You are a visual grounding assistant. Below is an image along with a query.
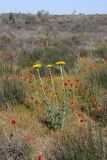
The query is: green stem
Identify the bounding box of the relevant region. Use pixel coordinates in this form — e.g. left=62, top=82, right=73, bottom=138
left=49, top=68, right=59, bottom=109
left=37, top=69, right=50, bottom=110
left=60, top=65, right=67, bottom=108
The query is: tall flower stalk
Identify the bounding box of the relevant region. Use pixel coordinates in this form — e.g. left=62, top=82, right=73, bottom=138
left=33, top=64, right=51, bottom=113
left=46, top=64, right=59, bottom=109
left=55, top=61, right=68, bottom=121
left=56, top=61, right=67, bottom=104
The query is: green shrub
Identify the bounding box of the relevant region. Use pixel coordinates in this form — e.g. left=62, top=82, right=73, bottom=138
left=0, top=130, right=34, bottom=160
left=18, top=47, right=76, bottom=74
left=43, top=103, right=67, bottom=130
left=88, top=64, right=107, bottom=89
left=41, top=47, right=76, bottom=74
left=0, top=77, right=27, bottom=110
left=80, top=49, right=90, bottom=57
left=18, top=48, right=48, bottom=68
left=93, top=48, right=107, bottom=58
left=0, top=58, right=17, bottom=75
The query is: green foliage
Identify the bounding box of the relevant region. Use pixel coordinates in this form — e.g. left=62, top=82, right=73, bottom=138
left=18, top=47, right=76, bottom=74
left=88, top=64, right=107, bottom=89
left=0, top=77, right=27, bottom=110
left=44, top=101, right=67, bottom=130
left=33, top=65, right=68, bottom=130
left=42, top=47, right=76, bottom=74
left=0, top=58, right=17, bottom=75
left=18, top=48, right=46, bottom=68
left=80, top=49, right=90, bottom=57
left=78, top=80, right=104, bottom=120
left=93, top=48, right=107, bottom=58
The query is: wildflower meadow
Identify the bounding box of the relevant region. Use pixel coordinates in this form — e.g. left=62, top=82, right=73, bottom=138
left=0, top=12, right=107, bottom=160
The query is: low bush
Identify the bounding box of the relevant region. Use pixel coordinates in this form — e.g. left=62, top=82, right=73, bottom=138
left=0, top=77, right=27, bottom=110
left=0, top=58, right=17, bottom=75
left=87, top=64, right=107, bottom=89
left=44, top=125, right=107, bottom=160
left=93, top=48, right=107, bottom=58
left=0, top=130, right=33, bottom=160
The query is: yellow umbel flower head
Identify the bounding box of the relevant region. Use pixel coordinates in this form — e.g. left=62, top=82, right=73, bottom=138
left=32, top=64, right=42, bottom=69
left=55, top=61, right=65, bottom=65
left=46, top=64, right=53, bottom=68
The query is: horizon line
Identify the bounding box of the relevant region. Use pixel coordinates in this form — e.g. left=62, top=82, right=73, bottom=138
left=0, top=11, right=107, bottom=16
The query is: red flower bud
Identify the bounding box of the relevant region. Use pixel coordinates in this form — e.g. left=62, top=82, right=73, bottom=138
left=64, top=82, right=67, bottom=86
left=11, top=119, right=16, bottom=125
left=37, top=155, right=43, bottom=160
left=80, top=120, right=84, bottom=122
left=25, top=135, right=30, bottom=143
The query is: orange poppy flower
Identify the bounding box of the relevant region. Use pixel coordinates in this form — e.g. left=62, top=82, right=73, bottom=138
left=25, top=135, right=30, bottom=143
left=11, top=119, right=16, bottom=125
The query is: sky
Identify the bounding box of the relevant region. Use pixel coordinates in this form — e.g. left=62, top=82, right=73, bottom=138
left=0, top=0, right=107, bottom=15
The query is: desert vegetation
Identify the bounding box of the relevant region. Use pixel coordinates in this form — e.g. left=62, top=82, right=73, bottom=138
left=0, top=13, right=107, bottom=160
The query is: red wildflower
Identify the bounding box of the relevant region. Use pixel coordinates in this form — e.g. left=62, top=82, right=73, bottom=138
left=75, top=85, right=79, bottom=89
left=25, top=135, right=30, bottom=143
left=37, top=155, right=43, bottom=160
left=75, top=79, right=79, bottom=82
left=30, top=70, right=32, bottom=74
left=64, top=82, right=67, bottom=86
left=30, top=96, right=35, bottom=101
left=88, top=98, right=92, bottom=102
left=88, top=97, right=96, bottom=102
left=93, top=98, right=96, bottom=101
left=44, top=87, right=48, bottom=90
left=11, top=119, right=16, bottom=125
left=80, top=120, right=84, bottom=123
left=30, top=69, right=35, bottom=74
left=77, top=113, right=84, bottom=117
left=104, top=58, right=107, bottom=60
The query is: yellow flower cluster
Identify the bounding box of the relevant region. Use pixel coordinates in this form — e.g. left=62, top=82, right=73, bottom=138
left=32, top=64, right=42, bottom=69
left=46, top=64, right=53, bottom=68
left=55, top=61, right=65, bottom=65
left=32, top=61, right=65, bottom=69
